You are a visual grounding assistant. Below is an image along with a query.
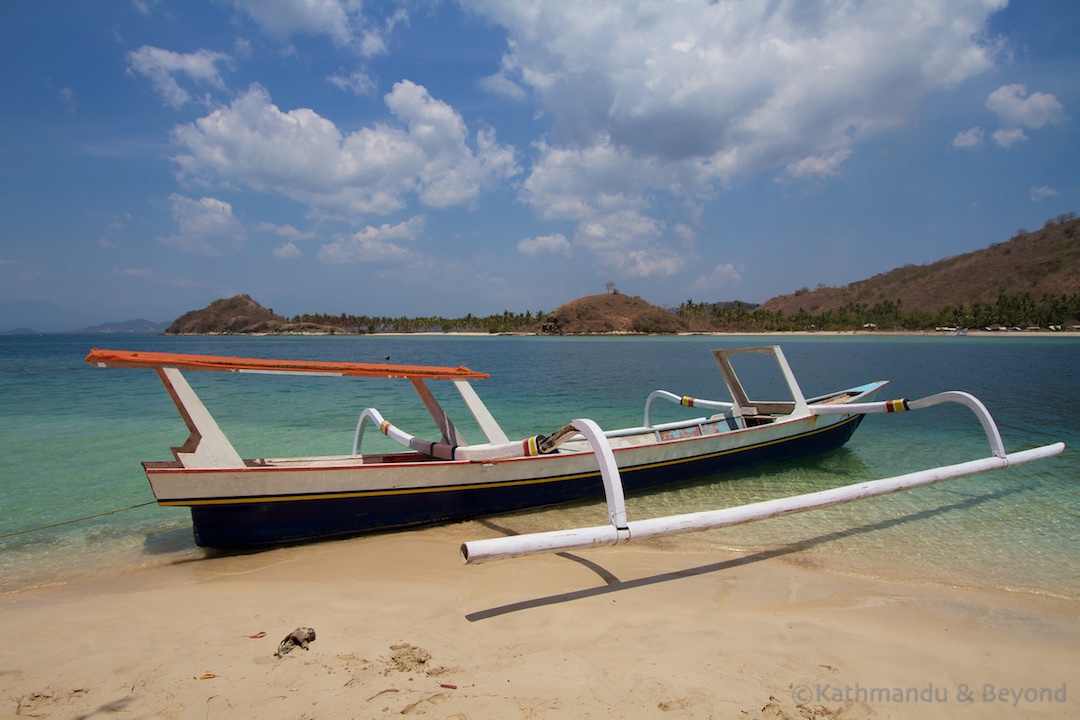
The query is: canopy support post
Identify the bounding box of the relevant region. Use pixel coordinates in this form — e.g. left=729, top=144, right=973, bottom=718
left=157, top=367, right=245, bottom=469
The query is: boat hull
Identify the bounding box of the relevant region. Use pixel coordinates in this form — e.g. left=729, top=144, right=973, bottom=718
left=175, top=414, right=865, bottom=548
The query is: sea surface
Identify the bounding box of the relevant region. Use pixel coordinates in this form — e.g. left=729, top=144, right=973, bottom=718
left=1, top=333, right=1077, bottom=598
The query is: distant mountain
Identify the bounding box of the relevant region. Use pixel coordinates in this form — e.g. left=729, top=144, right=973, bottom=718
left=68, top=319, right=172, bottom=334
left=0, top=299, right=99, bottom=333
left=538, top=293, right=688, bottom=334
left=1, top=327, right=43, bottom=335
left=759, top=216, right=1079, bottom=316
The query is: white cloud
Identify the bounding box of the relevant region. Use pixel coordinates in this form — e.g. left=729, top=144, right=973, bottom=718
left=1030, top=185, right=1058, bottom=203
left=952, top=127, right=984, bottom=149
left=172, top=83, right=518, bottom=220
left=360, top=7, right=409, bottom=57
left=472, top=0, right=1003, bottom=172
left=115, top=267, right=154, bottom=279
left=226, top=0, right=355, bottom=46
left=519, top=141, right=706, bottom=277
left=479, top=71, right=526, bottom=100
left=980, top=84, right=1068, bottom=149
left=130, top=0, right=158, bottom=15
left=479, top=54, right=527, bottom=100
left=233, top=38, right=253, bottom=60
left=521, top=139, right=662, bottom=221
left=576, top=209, right=686, bottom=278
left=784, top=149, right=852, bottom=179
left=318, top=216, right=425, bottom=263
left=517, top=233, right=571, bottom=257
left=987, top=84, right=1067, bottom=130
left=259, top=222, right=311, bottom=260
left=273, top=241, right=302, bottom=259
left=992, top=127, right=1027, bottom=149
left=126, top=46, right=232, bottom=109
left=160, top=194, right=245, bottom=255
left=257, top=222, right=315, bottom=242
left=384, top=81, right=519, bottom=208
left=224, top=0, right=407, bottom=54
left=57, top=86, right=76, bottom=113
left=471, top=0, right=1006, bottom=278
left=328, top=69, right=376, bottom=96
left=691, top=263, right=744, bottom=293
left=45, top=78, right=77, bottom=113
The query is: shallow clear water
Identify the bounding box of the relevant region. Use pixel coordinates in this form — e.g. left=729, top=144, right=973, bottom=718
left=1, top=333, right=1076, bottom=597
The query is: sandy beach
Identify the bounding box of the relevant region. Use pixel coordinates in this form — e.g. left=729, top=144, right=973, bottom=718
left=2, top=518, right=1076, bottom=720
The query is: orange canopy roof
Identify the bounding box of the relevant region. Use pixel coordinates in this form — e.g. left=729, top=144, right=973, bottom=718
left=86, top=349, right=489, bottom=380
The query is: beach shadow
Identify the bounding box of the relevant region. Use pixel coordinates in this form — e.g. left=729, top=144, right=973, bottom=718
left=474, top=518, right=624, bottom=586
left=153, top=524, right=416, bottom=568
left=465, top=486, right=1022, bottom=622
left=161, top=544, right=278, bottom=566
left=72, top=695, right=137, bottom=719
left=142, top=526, right=198, bottom=555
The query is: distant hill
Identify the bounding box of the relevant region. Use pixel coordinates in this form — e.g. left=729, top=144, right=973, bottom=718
left=68, top=319, right=172, bottom=334
left=166, top=295, right=289, bottom=334
left=166, top=295, right=337, bottom=334
left=537, top=293, right=688, bottom=334
left=0, top=327, right=43, bottom=335
left=760, top=216, right=1080, bottom=317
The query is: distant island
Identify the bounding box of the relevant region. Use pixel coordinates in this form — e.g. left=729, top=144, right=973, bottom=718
left=1, top=319, right=172, bottom=336
left=165, top=215, right=1080, bottom=335
left=6, top=215, right=1078, bottom=335
left=74, top=319, right=173, bottom=334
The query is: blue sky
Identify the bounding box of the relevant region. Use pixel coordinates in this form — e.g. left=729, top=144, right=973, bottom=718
left=1, top=1, right=1077, bottom=331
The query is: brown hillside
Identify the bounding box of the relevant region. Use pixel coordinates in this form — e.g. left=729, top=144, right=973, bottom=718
left=538, top=293, right=688, bottom=334
left=759, top=218, right=1080, bottom=316
left=166, top=295, right=289, bottom=334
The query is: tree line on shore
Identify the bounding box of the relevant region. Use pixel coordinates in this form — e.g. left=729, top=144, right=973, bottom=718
left=289, top=309, right=549, bottom=334
left=288, top=291, right=1080, bottom=334
left=675, top=293, right=1080, bottom=332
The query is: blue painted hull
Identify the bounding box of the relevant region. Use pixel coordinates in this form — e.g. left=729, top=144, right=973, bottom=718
left=188, top=414, right=865, bottom=548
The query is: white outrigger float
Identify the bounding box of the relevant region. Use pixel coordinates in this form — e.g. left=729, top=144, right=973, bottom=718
left=86, top=346, right=1063, bottom=553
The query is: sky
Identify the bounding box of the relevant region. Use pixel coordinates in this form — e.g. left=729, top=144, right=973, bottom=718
left=1, top=0, right=1078, bottom=331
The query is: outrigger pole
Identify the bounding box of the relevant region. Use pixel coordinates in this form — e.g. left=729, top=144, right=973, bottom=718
left=460, top=393, right=1065, bottom=565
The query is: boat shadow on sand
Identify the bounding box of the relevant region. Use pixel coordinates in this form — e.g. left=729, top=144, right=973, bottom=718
left=464, top=484, right=1024, bottom=622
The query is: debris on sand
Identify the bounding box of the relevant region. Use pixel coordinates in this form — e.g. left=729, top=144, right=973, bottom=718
left=275, top=627, right=316, bottom=657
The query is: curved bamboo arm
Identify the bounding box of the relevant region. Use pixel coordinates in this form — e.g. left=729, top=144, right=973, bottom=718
left=353, top=407, right=547, bottom=461
left=809, top=391, right=1006, bottom=458
left=643, top=390, right=735, bottom=427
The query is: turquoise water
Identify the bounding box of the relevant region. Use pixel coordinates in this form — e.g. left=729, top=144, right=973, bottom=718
left=1, top=334, right=1077, bottom=597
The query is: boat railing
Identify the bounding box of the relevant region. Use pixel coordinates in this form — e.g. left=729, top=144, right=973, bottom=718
left=353, top=403, right=754, bottom=460
left=356, top=388, right=1012, bottom=470
left=619, top=414, right=747, bottom=439
left=460, top=389, right=1064, bottom=565
left=643, top=390, right=736, bottom=428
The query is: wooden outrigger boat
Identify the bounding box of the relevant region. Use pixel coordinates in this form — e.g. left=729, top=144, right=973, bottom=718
left=86, top=346, right=1063, bottom=553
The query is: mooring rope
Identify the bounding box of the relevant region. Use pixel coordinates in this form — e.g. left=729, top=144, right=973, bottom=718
left=0, top=501, right=158, bottom=541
